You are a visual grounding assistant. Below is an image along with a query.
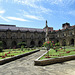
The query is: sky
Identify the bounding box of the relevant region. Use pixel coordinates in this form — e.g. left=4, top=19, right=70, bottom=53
left=0, top=0, right=75, bottom=30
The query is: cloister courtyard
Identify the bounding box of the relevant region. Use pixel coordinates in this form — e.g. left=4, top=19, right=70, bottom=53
left=0, top=0, right=75, bottom=74
left=0, top=22, right=75, bottom=74
left=0, top=50, right=75, bottom=75
left=0, top=22, right=75, bottom=75
left=0, top=0, right=75, bottom=75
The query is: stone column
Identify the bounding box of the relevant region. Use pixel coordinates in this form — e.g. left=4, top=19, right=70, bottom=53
left=59, top=39, right=62, bottom=46
left=45, top=20, right=49, bottom=42
left=27, top=39, right=31, bottom=47
left=66, top=38, right=70, bottom=46
left=7, top=39, right=12, bottom=48
left=35, top=39, right=38, bottom=47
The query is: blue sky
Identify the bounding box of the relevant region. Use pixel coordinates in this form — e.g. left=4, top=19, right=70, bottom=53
left=0, top=0, right=75, bottom=30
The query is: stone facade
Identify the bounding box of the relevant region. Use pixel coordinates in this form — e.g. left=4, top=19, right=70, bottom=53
left=54, top=23, right=75, bottom=46
left=0, top=22, right=75, bottom=48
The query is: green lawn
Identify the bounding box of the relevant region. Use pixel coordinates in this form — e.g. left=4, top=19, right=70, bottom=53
left=0, top=48, right=35, bottom=59
left=39, top=46, right=75, bottom=60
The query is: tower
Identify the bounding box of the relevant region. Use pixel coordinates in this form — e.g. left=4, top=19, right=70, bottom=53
left=45, top=20, right=49, bottom=42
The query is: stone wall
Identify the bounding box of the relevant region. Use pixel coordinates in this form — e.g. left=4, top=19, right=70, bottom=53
left=0, top=30, right=45, bottom=48
left=0, top=24, right=75, bottom=48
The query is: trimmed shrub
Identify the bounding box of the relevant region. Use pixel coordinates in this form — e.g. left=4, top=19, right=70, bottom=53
left=17, top=42, right=26, bottom=48
left=21, top=45, right=24, bottom=51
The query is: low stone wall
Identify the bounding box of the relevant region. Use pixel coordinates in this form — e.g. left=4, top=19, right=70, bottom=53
left=0, top=50, right=40, bottom=65
left=34, top=51, right=75, bottom=66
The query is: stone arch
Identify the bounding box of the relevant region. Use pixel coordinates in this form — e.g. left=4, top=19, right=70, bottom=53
left=70, top=39, right=74, bottom=45
left=22, top=40, right=26, bottom=42
left=30, top=34, right=34, bottom=39
left=38, top=35, right=41, bottom=39
left=56, top=40, right=59, bottom=43
left=11, top=41, right=17, bottom=48
left=1, top=33, right=6, bottom=39
left=2, top=41, right=7, bottom=49
left=30, top=41, right=35, bottom=47
left=38, top=41, right=42, bottom=47
left=62, top=39, right=66, bottom=46
left=21, top=34, right=26, bottom=39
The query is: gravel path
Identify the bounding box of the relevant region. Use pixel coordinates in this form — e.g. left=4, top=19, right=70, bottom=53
left=0, top=50, right=75, bottom=75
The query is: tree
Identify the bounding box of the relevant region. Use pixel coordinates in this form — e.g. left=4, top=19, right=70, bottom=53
left=43, top=41, right=55, bottom=57
left=21, top=45, right=24, bottom=51
left=43, top=41, right=60, bottom=57
left=17, top=42, right=26, bottom=48
left=43, top=41, right=55, bottom=50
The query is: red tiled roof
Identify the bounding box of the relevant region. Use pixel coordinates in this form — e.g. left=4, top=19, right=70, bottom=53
left=55, top=30, right=59, bottom=32
left=70, top=25, right=75, bottom=27
left=54, top=25, right=75, bottom=32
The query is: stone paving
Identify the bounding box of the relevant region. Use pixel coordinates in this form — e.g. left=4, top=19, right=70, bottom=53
left=0, top=50, right=75, bottom=75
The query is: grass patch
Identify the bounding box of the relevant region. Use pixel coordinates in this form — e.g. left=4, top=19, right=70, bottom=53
left=0, top=48, right=36, bottom=59
left=39, top=46, right=75, bottom=60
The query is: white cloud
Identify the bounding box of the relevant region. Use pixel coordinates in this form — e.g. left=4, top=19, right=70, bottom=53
left=39, top=6, right=52, bottom=14
left=68, top=10, right=75, bottom=16
left=19, top=10, right=44, bottom=20
left=0, top=16, right=9, bottom=22
left=24, top=14, right=44, bottom=20
left=21, top=0, right=75, bottom=6
left=1, top=0, right=75, bottom=7
left=7, top=17, right=28, bottom=21
left=0, top=10, right=5, bottom=14
left=13, top=0, right=37, bottom=7
left=13, top=0, right=52, bottom=14
left=47, top=0, right=75, bottom=6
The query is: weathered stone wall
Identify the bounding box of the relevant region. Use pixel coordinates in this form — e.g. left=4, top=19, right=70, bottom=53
left=0, top=25, right=75, bottom=48
left=0, top=30, right=45, bottom=48
left=53, top=28, right=75, bottom=46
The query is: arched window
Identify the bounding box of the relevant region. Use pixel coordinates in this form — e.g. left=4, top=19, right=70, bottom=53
left=31, top=35, right=34, bottom=39
left=11, top=41, right=17, bottom=48
left=2, top=41, right=7, bottom=49
left=62, top=39, right=66, bottom=46
left=56, top=40, right=59, bottom=43
left=38, top=41, right=42, bottom=47
left=69, top=31, right=72, bottom=35
left=21, top=34, right=26, bottom=39
left=30, top=41, right=35, bottom=47
left=11, top=33, right=17, bottom=39
left=62, top=33, right=64, bottom=37
left=70, top=39, right=74, bottom=45
left=38, top=35, right=41, bottom=39
left=1, top=33, right=6, bottom=39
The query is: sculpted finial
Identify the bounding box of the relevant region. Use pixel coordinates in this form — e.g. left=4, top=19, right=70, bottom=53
left=46, top=20, right=48, bottom=27
left=46, top=20, right=47, bottom=25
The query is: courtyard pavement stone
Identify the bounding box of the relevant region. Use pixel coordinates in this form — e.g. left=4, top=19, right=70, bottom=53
left=0, top=50, right=75, bottom=75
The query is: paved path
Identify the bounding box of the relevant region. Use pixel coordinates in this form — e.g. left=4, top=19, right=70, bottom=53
left=0, top=50, right=75, bottom=75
